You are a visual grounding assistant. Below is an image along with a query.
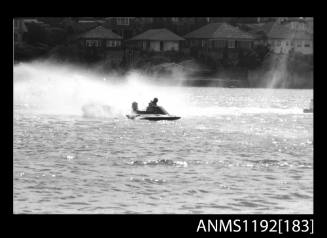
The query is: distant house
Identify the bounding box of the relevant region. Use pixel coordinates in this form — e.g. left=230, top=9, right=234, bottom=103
left=245, top=21, right=313, bottom=54
left=184, top=23, right=255, bottom=53
left=282, top=19, right=313, bottom=34
left=262, top=17, right=313, bottom=34
left=265, top=24, right=295, bottom=54
left=253, top=22, right=313, bottom=55
left=183, top=22, right=258, bottom=65
left=65, top=25, right=125, bottom=62
left=128, top=28, right=185, bottom=52
left=77, top=26, right=122, bottom=49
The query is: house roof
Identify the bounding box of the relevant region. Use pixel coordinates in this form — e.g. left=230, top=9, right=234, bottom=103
left=129, top=28, right=184, bottom=41
left=184, top=23, right=255, bottom=40
left=78, top=26, right=122, bottom=39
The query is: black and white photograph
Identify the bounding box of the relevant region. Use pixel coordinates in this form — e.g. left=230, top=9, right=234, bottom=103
left=13, top=17, right=313, bottom=215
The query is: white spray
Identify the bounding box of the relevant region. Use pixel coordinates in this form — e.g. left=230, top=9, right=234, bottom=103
left=13, top=60, right=190, bottom=118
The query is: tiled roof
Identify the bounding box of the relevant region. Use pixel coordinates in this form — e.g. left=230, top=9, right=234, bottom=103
left=79, top=26, right=122, bottom=39
left=184, top=23, right=255, bottom=40
left=129, top=28, right=184, bottom=41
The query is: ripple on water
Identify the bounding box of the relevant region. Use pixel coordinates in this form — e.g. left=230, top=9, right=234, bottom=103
left=129, top=177, right=166, bottom=184
left=269, top=194, right=292, bottom=200
left=291, top=192, right=312, bottom=199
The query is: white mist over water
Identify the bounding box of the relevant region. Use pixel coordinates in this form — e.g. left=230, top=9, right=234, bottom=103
left=14, top=61, right=305, bottom=119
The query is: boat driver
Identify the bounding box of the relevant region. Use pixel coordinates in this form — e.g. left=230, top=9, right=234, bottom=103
left=146, top=98, right=159, bottom=113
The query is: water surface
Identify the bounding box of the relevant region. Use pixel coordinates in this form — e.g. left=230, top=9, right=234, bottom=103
left=14, top=88, right=313, bottom=214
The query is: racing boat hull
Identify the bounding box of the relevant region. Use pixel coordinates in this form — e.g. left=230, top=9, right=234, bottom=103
left=126, top=114, right=181, bottom=121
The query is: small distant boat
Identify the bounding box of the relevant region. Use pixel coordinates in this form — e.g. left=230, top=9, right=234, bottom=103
left=303, top=108, right=313, bottom=113
left=303, top=99, right=313, bottom=113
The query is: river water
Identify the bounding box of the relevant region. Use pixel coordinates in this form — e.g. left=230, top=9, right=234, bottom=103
left=13, top=84, right=313, bottom=214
